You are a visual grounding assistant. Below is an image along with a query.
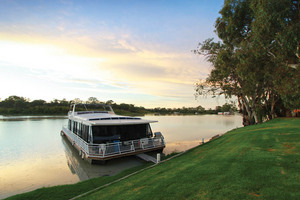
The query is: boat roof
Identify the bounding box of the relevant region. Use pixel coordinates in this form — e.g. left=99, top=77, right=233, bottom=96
left=69, top=111, right=157, bottom=126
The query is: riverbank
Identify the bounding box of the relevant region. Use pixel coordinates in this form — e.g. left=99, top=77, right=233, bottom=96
left=0, top=115, right=67, bottom=121
left=6, top=118, right=300, bottom=200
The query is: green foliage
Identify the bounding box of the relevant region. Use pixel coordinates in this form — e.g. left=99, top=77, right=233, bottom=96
left=0, top=95, right=234, bottom=116
left=274, top=65, right=300, bottom=110
left=195, top=0, right=300, bottom=125
left=149, top=106, right=216, bottom=115
left=0, top=96, right=70, bottom=115
left=220, top=103, right=237, bottom=112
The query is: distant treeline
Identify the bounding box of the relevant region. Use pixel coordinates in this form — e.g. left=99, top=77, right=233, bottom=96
left=0, top=96, right=237, bottom=116
left=149, top=103, right=237, bottom=115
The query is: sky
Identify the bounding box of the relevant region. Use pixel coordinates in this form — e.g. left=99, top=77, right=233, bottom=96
left=0, top=0, right=227, bottom=109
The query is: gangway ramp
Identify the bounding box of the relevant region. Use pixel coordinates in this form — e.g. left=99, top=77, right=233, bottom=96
left=136, top=153, right=157, bottom=163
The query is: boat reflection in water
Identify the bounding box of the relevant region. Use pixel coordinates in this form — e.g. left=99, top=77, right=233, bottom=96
left=61, top=136, right=145, bottom=181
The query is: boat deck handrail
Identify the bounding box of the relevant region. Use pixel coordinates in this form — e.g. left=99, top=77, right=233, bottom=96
left=69, top=104, right=115, bottom=116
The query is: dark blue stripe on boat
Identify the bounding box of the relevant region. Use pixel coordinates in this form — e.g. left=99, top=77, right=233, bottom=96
left=89, top=117, right=141, bottom=121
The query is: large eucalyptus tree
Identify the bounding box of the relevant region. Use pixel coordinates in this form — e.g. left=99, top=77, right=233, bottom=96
left=195, top=0, right=299, bottom=125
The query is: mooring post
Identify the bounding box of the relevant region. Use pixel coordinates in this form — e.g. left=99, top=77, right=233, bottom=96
left=156, top=153, right=161, bottom=163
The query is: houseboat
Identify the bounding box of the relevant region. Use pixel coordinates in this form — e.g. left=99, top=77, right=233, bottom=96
left=61, top=104, right=165, bottom=163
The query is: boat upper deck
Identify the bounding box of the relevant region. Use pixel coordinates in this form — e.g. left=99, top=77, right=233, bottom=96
left=68, top=105, right=157, bottom=126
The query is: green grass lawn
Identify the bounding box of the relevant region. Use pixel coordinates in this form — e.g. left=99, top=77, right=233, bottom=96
left=5, top=164, right=152, bottom=200
left=6, top=118, right=300, bottom=200
left=78, top=118, right=300, bottom=200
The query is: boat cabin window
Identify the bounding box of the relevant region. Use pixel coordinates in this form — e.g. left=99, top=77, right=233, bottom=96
left=69, top=120, right=90, bottom=142
left=92, top=124, right=153, bottom=144
left=68, top=120, right=72, bottom=130
left=81, top=124, right=90, bottom=142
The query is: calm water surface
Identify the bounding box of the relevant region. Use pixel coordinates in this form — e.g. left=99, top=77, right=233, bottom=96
left=0, top=114, right=242, bottom=199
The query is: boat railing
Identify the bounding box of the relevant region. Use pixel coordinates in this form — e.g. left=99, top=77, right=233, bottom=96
left=62, top=126, right=165, bottom=159
left=62, top=126, right=90, bottom=153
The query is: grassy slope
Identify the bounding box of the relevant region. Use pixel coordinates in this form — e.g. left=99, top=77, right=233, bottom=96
left=78, top=118, right=300, bottom=200
left=5, top=164, right=152, bottom=200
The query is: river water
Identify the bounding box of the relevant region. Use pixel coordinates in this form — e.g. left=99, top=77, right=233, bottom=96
left=0, top=114, right=242, bottom=199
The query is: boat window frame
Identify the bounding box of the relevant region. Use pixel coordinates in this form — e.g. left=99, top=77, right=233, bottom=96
left=68, top=119, right=90, bottom=143
left=91, top=123, right=153, bottom=144
left=68, top=119, right=71, bottom=131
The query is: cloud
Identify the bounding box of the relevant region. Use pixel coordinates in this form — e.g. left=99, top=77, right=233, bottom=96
left=116, top=39, right=137, bottom=52
left=0, top=22, right=212, bottom=108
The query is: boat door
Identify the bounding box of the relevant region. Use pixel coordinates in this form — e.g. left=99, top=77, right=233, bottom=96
left=113, top=140, right=120, bottom=152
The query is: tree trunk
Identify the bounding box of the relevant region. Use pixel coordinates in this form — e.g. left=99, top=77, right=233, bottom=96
left=270, top=92, right=276, bottom=119
left=240, top=94, right=256, bottom=126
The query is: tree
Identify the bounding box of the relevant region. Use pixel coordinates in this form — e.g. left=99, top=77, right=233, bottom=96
left=221, top=103, right=236, bottom=112
left=215, top=106, right=222, bottom=113
left=31, top=99, right=46, bottom=106
left=72, top=98, right=83, bottom=104
left=197, top=105, right=205, bottom=113
left=59, top=98, right=70, bottom=106
left=1, top=96, right=29, bottom=108
left=248, top=0, right=300, bottom=115
left=106, top=100, right=114, bottom=105
left=195, top=38, right=262, bottom=125
left=195, top=0, right=299, bottom=125
left=87, top=97, right=100, bottom=104
left=274, top=67, right=300, bottom=110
